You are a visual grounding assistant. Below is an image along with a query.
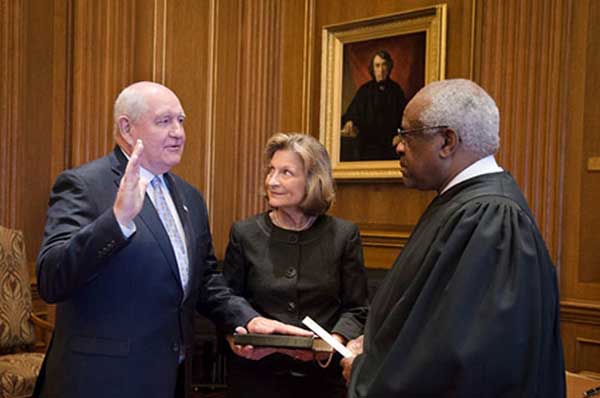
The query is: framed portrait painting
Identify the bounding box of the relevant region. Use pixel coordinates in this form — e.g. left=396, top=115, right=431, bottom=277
left=320, top=5, right=447, bottom=179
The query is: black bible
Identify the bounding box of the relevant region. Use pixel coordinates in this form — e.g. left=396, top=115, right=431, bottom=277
left=232, top=334, right=333, bottom=353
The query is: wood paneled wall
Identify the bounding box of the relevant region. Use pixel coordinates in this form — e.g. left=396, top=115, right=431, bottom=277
left=2, top=0, right=599, bottom=374
left=70, top=1, right=136, bottom=165
left=473, top=0, right=570, bottom=261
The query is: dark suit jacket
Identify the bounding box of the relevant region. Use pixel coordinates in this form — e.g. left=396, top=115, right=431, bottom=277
left=34, top=147, right=258, bottom=398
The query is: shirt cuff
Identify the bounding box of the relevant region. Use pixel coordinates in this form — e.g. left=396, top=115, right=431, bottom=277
left=119, top=221, right=136, bottom=238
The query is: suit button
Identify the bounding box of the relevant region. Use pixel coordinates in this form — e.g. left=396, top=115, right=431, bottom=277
left=285, top=267, right=297, bottom=279
left=171, top=343, right=179, bottom=352
left=287, top=302, right=296, bottom=312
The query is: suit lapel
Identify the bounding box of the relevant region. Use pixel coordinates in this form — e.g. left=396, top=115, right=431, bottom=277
left=110, top=147, right=184, bottom=291
left=138, top=199, right=185, bottom=291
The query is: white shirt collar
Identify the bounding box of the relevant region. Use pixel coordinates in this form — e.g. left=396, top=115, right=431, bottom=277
left=440, top=155, right=503, bottom=194
left=140, top=167, right=159, bottom=186
left=119, top=146, right=161, bottom=185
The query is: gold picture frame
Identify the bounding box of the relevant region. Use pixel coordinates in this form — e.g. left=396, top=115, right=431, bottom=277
left=319, top=5, right=447, bottom=180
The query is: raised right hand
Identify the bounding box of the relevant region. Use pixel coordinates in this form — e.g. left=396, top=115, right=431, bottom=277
left=113, top=140, right=148, bottom=227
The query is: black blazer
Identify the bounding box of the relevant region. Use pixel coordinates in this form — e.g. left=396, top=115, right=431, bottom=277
left=34, top=147, right=258, bottom=398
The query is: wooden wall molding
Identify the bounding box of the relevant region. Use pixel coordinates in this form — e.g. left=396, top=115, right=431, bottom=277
left=203, top=0, right=218, bottom=216
left=360, top=226, right=411, bottom=269
left=49, top=0, right=72, bottom=181
left=0, top=0, right=24, bottom=228
left=151, top=0, right=167, bottom=82
left=300, top=0, right=316, bottom=134
left=562, top=300, right=600, bottom=326
left=575, top=337, right=600, bottom=374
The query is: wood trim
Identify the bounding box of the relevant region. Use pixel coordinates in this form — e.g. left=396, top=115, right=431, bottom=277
left=301, top=0, right=315, bottom=134
left=0, top=0, right=24, bottom=228
left=359, top=225, right=412, bottom=269
left=204, top=0, right=218, bottom=218
left=152, top=0, right=167, bottom=83
left=468, top=0, right=477, bottom=80
left=561, top=300, right=600, bottom=326
left=575, top=337, right=600, bottom=373
left=51, top=0, right=72, bottom=178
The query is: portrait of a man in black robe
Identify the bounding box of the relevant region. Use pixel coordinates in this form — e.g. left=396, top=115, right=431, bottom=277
left=341, top=50, right=407, bottom=161
left=339, top=32, right=426, bottom=163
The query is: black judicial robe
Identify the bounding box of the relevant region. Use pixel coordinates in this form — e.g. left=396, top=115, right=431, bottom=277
left=348, top=172, right=565, bottom=398
left=341, top=79, right=406, bottom=161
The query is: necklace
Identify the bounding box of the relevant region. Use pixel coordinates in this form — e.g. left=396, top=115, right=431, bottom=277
left=271, top=210, right=316, bottom=231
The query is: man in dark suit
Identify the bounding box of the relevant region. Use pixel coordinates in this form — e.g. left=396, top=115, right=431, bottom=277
left=34, top=81, right=309, bottom=398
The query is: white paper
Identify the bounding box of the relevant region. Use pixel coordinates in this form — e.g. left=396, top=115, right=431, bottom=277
left=302, top=316, right=353, bottom=358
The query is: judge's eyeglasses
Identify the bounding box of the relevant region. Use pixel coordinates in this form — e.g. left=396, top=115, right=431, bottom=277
left=392, top=125, right=449, bottom=146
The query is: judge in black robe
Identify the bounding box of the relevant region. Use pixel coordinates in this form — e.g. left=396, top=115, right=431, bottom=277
left=343, top=79, right=565, bottom=398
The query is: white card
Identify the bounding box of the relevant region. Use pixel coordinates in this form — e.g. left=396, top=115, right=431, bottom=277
left=302, top=316, right=353, bottom=358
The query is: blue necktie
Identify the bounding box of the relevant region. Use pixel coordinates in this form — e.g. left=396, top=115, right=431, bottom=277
left=151, top=176, right=189, bottom=292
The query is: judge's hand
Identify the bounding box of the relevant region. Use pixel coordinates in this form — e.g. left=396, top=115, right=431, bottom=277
left=113, top=140, right=148, bottom=227
left=341, top=335, right=364, bottom=384
left=346, top=335, right=363, bottom=355
left=341, top=121, right=358, bottom=138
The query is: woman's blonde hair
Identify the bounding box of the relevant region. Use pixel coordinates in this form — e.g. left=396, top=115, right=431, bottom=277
left=264, top=133, right=335, bottom=216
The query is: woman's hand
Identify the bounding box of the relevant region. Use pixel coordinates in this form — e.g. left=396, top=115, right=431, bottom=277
left=246, top=317, right=313, bottom=336
left=226, top=326, right=278, bottom=361
left=228, top=317, right=314, bottom=361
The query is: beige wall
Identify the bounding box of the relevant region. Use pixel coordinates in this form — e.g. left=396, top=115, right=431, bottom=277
left=1, top=0, right=599, bottom=374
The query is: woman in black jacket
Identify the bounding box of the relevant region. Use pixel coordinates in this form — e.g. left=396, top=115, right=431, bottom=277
left=223, top=133, right=368, bottom=398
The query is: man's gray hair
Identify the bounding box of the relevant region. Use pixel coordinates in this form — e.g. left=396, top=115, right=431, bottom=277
left=113, top=84, right=149, bottom=131
left=418, top=79, right=499, bottom=157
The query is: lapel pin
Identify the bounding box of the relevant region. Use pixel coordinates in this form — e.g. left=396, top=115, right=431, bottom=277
left=183, top=205, right=189, bottom=212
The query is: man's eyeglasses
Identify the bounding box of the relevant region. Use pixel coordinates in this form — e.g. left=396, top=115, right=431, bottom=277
left=392, top=125, right=449, bottom=146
